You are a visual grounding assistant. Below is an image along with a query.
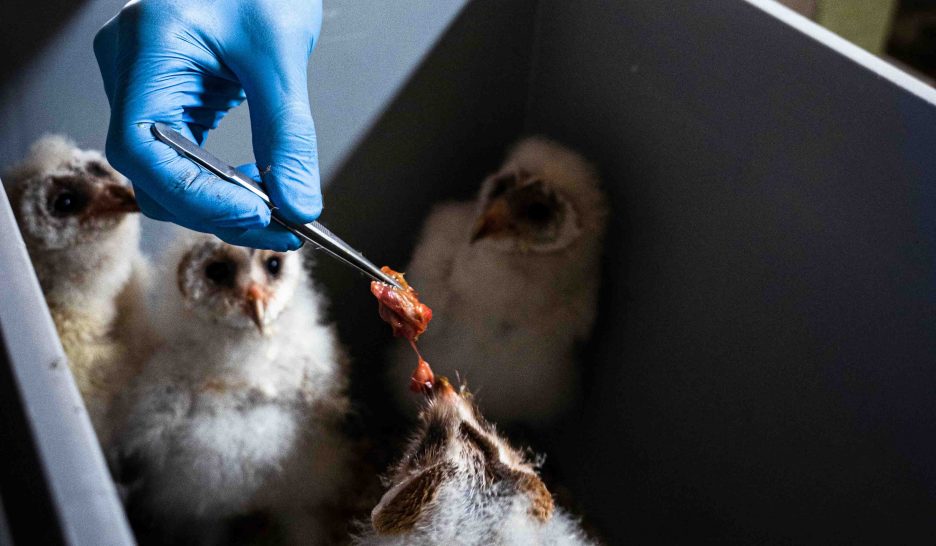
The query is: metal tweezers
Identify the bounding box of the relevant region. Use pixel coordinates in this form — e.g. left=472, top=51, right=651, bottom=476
left=151, top=122, right=402, bottom=289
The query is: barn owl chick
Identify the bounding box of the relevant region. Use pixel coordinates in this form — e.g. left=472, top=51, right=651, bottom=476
left=112, top=233, right=352, bottom=545
left=356, top=378, right=594, bottom=545
left=3, top=135, right=147, bottom=444
left=391, top=137, right=607, bottom=425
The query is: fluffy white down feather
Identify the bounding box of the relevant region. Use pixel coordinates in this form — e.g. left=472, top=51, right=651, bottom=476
left=112, top=232, right=352, bottom=544
left=354, top=379, right=595, bottom=546
left=355, top=478, right=594, bottom=546
left=390, top=137, right=607, bottom=424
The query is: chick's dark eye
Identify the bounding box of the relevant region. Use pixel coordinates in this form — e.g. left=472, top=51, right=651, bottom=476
left=266, top=256, right=282, bottom=276
left=51, top=189, right=89, bottom=216
left=525, top=201, right=552, bottom=223
left=205, top=260, right=236, bottom=287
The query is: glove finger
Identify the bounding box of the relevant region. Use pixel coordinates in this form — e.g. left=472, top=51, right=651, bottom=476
left=132, top=184, right=176, bottom=223
left=136, top=184, right=300, bottom=251
left=186, top=123, right=209, bottom=146
left=133, top=185, right=220, bottom=235
left=214, top=225, right=303, bottom=252
left=180, top=78, right=246, bottom=132
left=133, top=140, right=292, bottom=246
left=234, top=46, right=322, bottom=225
left=183, top=107, right=230, bottom=134
left=195, top=78, right=247, bottom=107
left=236, top=163, right=261, bottom=179
left=226, top=163, right=303, bottom=250
left=104, top=4, right=269, bottom=231
left=108, top=109, right=270, bottom=230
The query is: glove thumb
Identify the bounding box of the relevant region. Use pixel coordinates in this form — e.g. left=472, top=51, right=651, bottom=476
left=239, top=53, right=321, bottom=226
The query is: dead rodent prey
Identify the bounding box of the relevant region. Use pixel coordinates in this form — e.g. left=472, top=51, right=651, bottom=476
left=370, top=266, right=435, bottom=394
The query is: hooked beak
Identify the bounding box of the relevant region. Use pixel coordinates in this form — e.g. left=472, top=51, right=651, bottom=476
left=86, top=184, right=140, bottom=217
left=244, top=283, right=267, bottom=333
left=470, top=196, right=512, bottom=243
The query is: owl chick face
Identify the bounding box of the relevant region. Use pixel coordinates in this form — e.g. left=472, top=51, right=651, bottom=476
left=176, top=239, right=301, bottom=333
left=8, top=137, right=139, bottom=251
left=371, top=377, right=554, bottom=535
left=471, top=168, right=581, bottom=253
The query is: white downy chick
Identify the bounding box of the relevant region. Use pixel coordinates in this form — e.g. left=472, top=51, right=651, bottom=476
left=4, top=135, right=147, bottom=444
left=113, top=233, right=352, bottom=544
left=355, top=378, right=594, bottom=545
left=391, top=137, right=607, bottom=425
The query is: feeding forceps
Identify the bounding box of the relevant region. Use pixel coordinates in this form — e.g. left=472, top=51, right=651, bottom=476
left=151, top=122, right=402, bottom=289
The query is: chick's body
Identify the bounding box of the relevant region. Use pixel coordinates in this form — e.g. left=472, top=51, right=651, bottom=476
left=4, top=135, right=146, bottom=443
left=392, top=138, right=607, bottom=425
left=356, top=379, right=594, bottom=546
left=115, top=234, right=351, bottom=544
left=47, top=247, right=147, bottom=442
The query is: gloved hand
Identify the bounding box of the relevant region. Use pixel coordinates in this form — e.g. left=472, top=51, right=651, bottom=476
left=94, top=0, right=324, bottom=251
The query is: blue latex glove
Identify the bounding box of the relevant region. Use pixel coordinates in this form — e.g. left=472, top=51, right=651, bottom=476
left=94, top=0, right=324, bottom=251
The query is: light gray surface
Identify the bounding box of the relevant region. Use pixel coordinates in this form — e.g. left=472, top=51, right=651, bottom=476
left=0, top=0, right=470, bottom=254
left=0, top=187, right=134, bottom=545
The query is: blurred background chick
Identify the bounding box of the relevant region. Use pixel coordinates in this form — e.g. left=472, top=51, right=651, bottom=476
left=4, top=134, right=146, bottom=444
left=389, top=137, right=608, bottom=427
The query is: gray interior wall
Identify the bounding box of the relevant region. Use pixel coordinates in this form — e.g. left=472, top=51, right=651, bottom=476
left=525, top=0, right=936, bottom=543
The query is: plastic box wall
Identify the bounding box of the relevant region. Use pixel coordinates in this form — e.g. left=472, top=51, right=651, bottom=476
left=316, top=1, right=936, bottom=544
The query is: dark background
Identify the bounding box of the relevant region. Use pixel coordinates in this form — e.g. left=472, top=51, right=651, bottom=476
left=889, top=0, right=936, bottom=78
left=0, top=0, right=88, bottom=79
left=318, top=1, right=936, bottom=544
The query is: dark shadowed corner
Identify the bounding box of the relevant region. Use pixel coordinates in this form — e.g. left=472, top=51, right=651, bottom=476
left=0, top=0, right=90, bottom=82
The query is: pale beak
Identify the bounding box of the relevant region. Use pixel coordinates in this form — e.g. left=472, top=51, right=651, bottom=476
left=470, top=196, right=512, bottom=243
left=244, top=283, right=267, bottom=333
left=433, top=376, right=456, bottom=399
left=86, top=183, right=140, bottom=217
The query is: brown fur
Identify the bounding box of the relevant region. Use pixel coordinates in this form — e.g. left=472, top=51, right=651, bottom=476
left=516, top=472, right=554, bottom=522
left=372, top=463, right=452, bottom=534
left=373, top=382, right=560, bottom=536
